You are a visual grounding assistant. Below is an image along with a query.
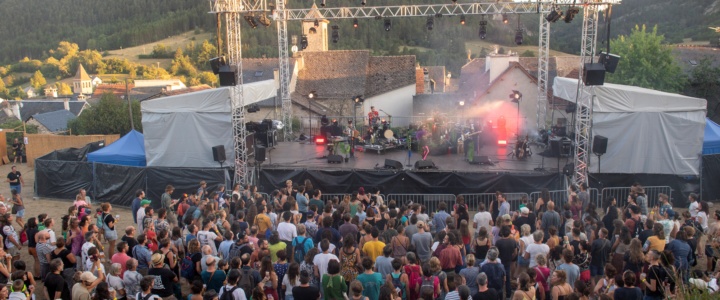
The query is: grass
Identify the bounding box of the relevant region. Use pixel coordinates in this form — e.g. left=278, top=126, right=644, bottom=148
left=104, top=30, right=213, bottom=68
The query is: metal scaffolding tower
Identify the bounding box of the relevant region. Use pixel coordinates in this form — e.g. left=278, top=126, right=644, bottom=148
left=275, top=0, right=293, bottom=142
left=536, top=4, right=551, bottom=130
left=573, top=2, right=601, bottom=186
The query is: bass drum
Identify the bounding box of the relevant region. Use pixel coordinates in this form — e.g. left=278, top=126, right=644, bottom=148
left=383, top=129, right=395, bottom=141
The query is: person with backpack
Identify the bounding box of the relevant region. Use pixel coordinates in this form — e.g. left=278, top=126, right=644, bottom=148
left=624, top=206, right=643, bottom=239
left=403, top=253, right=422, bottom=300
left=386, top=258, right=408, bottom=300
left=417, top=263, right=439, bottom=300
left=239, top=253, right=262, bottom=300
left=356, top=257, right=384, bottom=300
left=228, top=232, right=254, bottom=261
left=219, top=269, right=247, bottom=300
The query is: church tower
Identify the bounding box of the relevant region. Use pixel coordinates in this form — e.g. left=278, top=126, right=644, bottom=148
left=73, top=64, right=93, bottom=95
left=301, top=4, right=329, bottom=52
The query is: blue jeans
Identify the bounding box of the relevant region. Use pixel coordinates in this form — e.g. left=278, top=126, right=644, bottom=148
left=285, top=295, right=294, bottom=300
left=10, top=185, right=20, bottom=194
left=503, top=263, right=512, bottom=298
left=590, top=264, right=604, bottom=277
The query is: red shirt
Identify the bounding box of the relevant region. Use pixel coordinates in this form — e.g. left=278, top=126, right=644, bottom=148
left=439, top=245, right=463, bottom=270
left=111, top=252, right=131, bottom=279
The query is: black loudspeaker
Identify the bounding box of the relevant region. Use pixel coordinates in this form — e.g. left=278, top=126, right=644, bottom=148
left=254, top=145, right=266, bottom=162
left=212, top=145, right=226, bottom=162
left=219, top=65, right=237, bottom=86
left=414, top=160, right=436, bottom=170
left=469, top=156, right=493, bottom=165
left=599, top=52, right=621, bottom=73
left=384, top=159, right=404, bottom=170
left=563, top=163, right=575, bottom=176
left=565, top=103, right=576, bottom=113
left=549, top=139, right=561, bottom=157
left=327, top=155, right=343, bottom=164
left=593, top=135, right=608, bottom=155
left=209, top=56, right=226, bottom=74
left=583, top=63, right=606, bottom=86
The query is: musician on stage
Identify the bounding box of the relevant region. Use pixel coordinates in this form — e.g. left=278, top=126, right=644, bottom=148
left=368, top=106, right=379, bottom=126
left=515, top=135, right=530, bottom=159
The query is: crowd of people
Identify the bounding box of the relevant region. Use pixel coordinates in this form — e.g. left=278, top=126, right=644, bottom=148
left=0, top=180, right=719, bottom=300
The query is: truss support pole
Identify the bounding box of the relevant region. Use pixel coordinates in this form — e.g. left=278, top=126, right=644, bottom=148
left=276, top=0, right=293, bottom=141
left=536, top=6, right=550, bottom=130
left=573, top=2, right=600, bottom=186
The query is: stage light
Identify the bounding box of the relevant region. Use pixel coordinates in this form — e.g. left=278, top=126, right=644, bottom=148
left=502, top=13, right=508, bottom=24
left=314, top=136, right=326, bottom=145
left=510, top=90, right=522, bottom=102
left=353, top=95, right=364, bottom=103
left=564, top=7, right=579, bottom=23
left=244, top=13, right=258, bottom=28
left=300, top=35, right=308, bottom=50
left=435, top=13, right=443, bottom=18
left=257, top=14, right=271, bottom=27
left=331, top=25, right=339, bottom=43
left=459, top=100, right=465, bottom=106
left=384, top=19, right=391, bottom=31
left=320, top=0, right=326, bottom=7
left=426, top=17, right=434, bottom=30
left=308, top=91, right=316, bottom=99
left=460, top=15, right=466, bottom=25
left=353, top=18, right=359, bottom=28
left=247, top=104, right=260, bottom=113
left=361, top=0, right=366, bottom=6
left=546, top=9, right=563, bottom=23
left=479, top=20, right=487, bottom=39
left=515, top=29, right=523, bottom=45
left=498, top=140, right=507, bottom=145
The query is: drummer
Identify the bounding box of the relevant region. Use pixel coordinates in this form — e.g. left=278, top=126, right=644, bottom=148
left=368, top=106, right=379, bottom=126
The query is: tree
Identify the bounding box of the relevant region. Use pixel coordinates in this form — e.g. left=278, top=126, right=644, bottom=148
left=67, top=93, right=142, bottom=135
left=55, top=82, right=72, bottom=95
left=685, top=58, right=720, bottom=122
left=606, top=25, right=686, bottom=93
left=30, top=70, right=46, bottom=90
left=0, top=77, right=8, bottom=99
left=9, top=87, right=26, bottom=100
left=142, top=66, right=171, bottom=79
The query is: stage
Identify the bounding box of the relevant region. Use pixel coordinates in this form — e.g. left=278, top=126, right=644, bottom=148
left=260, top=141, right=572, bottom=174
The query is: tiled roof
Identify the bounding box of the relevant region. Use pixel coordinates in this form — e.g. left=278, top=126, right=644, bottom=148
left=75, top=64, right=91, bottom=81
left=29, top=110, right=76, bottom=132
left=240, top=58, right=295, bottom=84
left=92, top=83, right=134, bottom=99
left=5, top=100, right=87, bottom=121
left=295, top=50, right=415, bottom=100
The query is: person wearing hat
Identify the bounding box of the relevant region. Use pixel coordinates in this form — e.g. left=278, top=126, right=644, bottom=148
left=148, top=252, right=178, bottom=299
left=411, top=220, right=433, bottom=263
left=201, top=256, right=227, bottom=294
left=136, top=199, right=152, bottom=233
left=71, top=270, right=105, bottom=300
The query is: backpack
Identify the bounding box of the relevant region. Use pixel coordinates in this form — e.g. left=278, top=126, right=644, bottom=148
left=96, top=212, right=104, bottom=229
left=221, top=286, right=239, bottom=300
left=405, top=265, right=422, bottom=294
left=390, top=273, right=407, bottom=300
left=183, top=206, right=198, bottom=225
left=180, top=252, right=198, bottom=280
left=294, top=237, right=308, bottom=263
left=419, top=276, right=436, bottom=299
left=136, top=292, right=154, bottom=300
left=238, top=268, right=255, bottom=300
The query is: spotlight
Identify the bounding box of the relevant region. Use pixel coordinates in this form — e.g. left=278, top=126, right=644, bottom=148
left=300, top=35, right=308, bottom=50
left=384, top=19, right=391, bottom=31
left=426, top=17, right=434, bottom=30
left=564, top=7, right=579, bottom=23
left=502, top=13, right=508, bottom=24
left=515, top=29, right=523, bottom=45
left=320, top=0, right=325, bottom=7
left=331, top=25, right=339, bottom=43
left=244, top=13, right=258, bottom=28
left=510, top=90, right=522, bottom=102
left=545, top=9, right=563, bottom=23
left=353, top=18, right=359, bottom=28
left=460, top=15, right=466, bottom=25
left=308, top=91, right=316, bottom=99
left=314, top=135, right=326, bottom=145
left=459, top=100, right=465, bottom=106
left=435, top=13, right=443, bottom=18
left=361, top=0, right=366, bottom=6
left=257, top=14, right=271, bottom=27
left=247, top=104, right=260, bottom=113
left=353, top=95, right=364, bottom=103
left=479, top=20, right=487, bottom=39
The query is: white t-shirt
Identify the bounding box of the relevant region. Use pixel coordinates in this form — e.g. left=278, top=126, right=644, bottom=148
left=81, top=242, right=95, bottom=270
left=277, top=222, right=297, bottom=242
left=107, top=274, right=125, bottom=295
left=86, top=259, right=106, bottom=276
left=689, top=201, right=699, bottom=218
left=282, top=273, right=299, bottom=295
left=219, top=284, right=248, bottom=300
left=136, top=210, right=146, bottom=232
left=2, top=226, right=17, bottom=249
left=317, top=243, right=336, bottom=254
left=473, top=211, right=493, bottom=233
left=525, top=243, right=550, bottom=268
left=698, top=212, right=709, bottom=231
left=197, top=230, right=219, bottom=256
left=312, top=253, right=339, bottom=278
left=44, top=229, right=57, bottom=244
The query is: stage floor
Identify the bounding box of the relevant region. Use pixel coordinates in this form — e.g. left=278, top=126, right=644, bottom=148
left=261, top=141, right=572, bottom=173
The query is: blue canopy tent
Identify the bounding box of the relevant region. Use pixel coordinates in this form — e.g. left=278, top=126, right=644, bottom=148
left=87, top=130, right=146, bottom=166
left=702, top=118, right=720, bottom=200
left=704, top=118, right=720, bottom=155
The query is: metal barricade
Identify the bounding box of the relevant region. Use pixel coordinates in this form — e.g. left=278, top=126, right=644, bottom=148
left=602, top=186, right=672, bottom=209
left=321, top=193, right=349, bottom=203
left=529, top=190, right=569, bottom=208
left=588, top=188, right=601, bottom=209
left=460, top=193, right=530, bottom=215
left=385, top=194, right=457, bottom=213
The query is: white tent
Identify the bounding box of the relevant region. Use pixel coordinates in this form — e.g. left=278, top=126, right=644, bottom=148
left=141, top=80, right=277, bottom=168
left=553, top=77, right=706, bottom=175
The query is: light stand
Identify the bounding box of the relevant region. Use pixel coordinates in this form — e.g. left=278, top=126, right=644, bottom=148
left=510, top=90, right=522, bottom=139
left=596, top=153, right=602, bottom=173
left=352, top=96, right=364, bottom=158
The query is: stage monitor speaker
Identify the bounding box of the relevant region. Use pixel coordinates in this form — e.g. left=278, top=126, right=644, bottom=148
left=415, top=160, right=436, bottom=170
left=593, top=135, right=608, bottom=155
left=563, top=163, right=575, bottom=176
left=254, top=145, right=266, bottom=162
left=469, top=156, right=493, bottom=165
left=583, top=63, right=606, bottom=86
left=549, top=139, right=561, bottom=157
left=219, top=65, right=237, bottom=86
left=599, top=52, right=621, bottom=73
left=327, top=154, right=343, bottom=164
left=565, top=103, right=576, bottom=113
left=384, top=159, right=404, bottom=170
left=212, top=145, right=226, bottom=162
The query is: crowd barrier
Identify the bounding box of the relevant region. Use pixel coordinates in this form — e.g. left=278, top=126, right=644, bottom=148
left=460, top=193, right=531, bottom=213
left=385, top=194, right=457, bottom=213
left=601, top=186, right=673, bottom=209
